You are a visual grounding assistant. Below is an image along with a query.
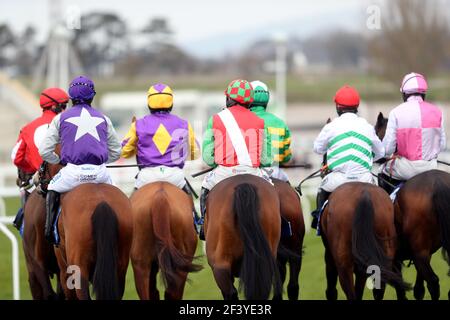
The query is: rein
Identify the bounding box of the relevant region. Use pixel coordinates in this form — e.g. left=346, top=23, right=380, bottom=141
left=294, top=166, right=326, bottom=196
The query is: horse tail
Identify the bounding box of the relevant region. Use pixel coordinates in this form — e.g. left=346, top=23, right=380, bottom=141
left=352, top=190, right=409, bottom=290
left=91, top=201, right=120, bottom=300
left=233, top=183, right=281, bottom=300
left=432, top=177, right=450, bottom=274
left=151, top=189, right=202, bottom=289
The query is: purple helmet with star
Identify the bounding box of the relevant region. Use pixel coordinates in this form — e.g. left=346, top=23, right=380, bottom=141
left=69, top=75, right=96, bottom=103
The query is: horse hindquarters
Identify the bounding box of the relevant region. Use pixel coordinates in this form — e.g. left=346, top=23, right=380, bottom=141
left=91, top=202, right=120, bottom=300
left=233, top=183, right=281, bottom=300
left=432, top=178, right=450, bottom=273
left=151, top=190, right=201, bottom=299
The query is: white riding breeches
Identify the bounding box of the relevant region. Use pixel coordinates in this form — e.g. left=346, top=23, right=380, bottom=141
left=48, top=163, right=113, bottom=193
left=201, top=164, right=272, bottom=191
left=135, top=166, right=186, bottom=189
left=265, top=166, right=289, bottom=182
left=320, top=171, right=376, bottom=193
left=381, top=157, right=437, bottom=181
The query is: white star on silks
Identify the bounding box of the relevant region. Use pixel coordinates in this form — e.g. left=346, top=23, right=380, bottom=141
left=64, top=108, right=105, bottom=142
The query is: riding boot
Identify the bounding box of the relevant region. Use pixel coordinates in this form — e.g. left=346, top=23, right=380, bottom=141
left=378, top=173, right=402, bottom=195
left=182, top=185, right=201, bottom=234
left=45, top=190, right=60, bottom=245
left=199, top=187, right=210, bottom=241
left=13, top=191, right=27, bottom=231
left=311, top=189, right=330, bottom=229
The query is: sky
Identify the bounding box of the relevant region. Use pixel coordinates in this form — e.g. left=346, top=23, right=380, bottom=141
left=1, top=0, right=383, bottom=57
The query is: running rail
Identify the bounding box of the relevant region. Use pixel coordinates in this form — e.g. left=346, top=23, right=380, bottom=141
left=0, top=216, right=20, bottom=300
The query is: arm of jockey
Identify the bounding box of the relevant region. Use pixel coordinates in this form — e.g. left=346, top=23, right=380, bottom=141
left=39, top=115, right=61, bottom=164
left=440, top=116, right=446, bottom=152
left=202, top=117, right=216, bottom=167
left=280, top=124, right=293, bottom=164
left=260, top=125, right=273, bottom=167
left=382, top=111, right=397, bottom=157
left=313, top=123, right=332, bottom=155
left=120, top=121, right=138, bottom=159
left=370, top=127, right=385, bottom=161
left=11, top=131, right=35, bottom=174
left=188, top=122, right=200, bottom=160
left=105, top=116, right=122, bottom=163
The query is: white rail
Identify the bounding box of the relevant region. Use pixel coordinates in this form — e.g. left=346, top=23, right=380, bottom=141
left=0, top=215, right=20, bottom=300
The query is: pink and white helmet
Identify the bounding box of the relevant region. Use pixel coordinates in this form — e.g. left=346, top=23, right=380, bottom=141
left=400, top=72, right=428, bottom=94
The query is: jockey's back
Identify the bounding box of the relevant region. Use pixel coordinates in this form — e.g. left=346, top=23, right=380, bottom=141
left=12, top=88, right=69, bottom=174
left=251, top=106, right=292, bottom=165
left=208, top=105, right=266, bottom=168
left=315, top=113, right=383, bottom=176
left=384, top=96, right=445, bottom=161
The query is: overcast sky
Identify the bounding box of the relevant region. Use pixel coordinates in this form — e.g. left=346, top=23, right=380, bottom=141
left=1, top=0, right=385, bottom=56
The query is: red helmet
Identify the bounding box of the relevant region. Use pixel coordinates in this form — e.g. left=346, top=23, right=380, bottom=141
left=40, top=88, right=69, bottom=109
left=334, top=85, right=360, bottom=109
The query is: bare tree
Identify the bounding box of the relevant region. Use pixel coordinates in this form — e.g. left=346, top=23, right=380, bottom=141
left=369, top=0, right=450, bottom=82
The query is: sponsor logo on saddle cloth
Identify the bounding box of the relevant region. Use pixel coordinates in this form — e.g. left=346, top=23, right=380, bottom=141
left=79, top=166, right=97, bottom=182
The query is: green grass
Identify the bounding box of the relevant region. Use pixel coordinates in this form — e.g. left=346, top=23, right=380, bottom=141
left=0, top=196, right=449, bottom=300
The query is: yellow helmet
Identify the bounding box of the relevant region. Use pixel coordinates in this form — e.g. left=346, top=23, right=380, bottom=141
left=147, top=83, right=173, bottom=109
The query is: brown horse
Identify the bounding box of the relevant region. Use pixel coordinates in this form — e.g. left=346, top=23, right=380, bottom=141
left=375, top=112, right=450, bottom=300
left=130, top=182, right=201, bottom=300
left=41, top=160, right=133, bottom=300
left=320, top=182, right=408, bottom=300
left=205, top=174, right=282, bottom=300
left=22, top=189, right=63, bottom=300
left=21, top=161, right=64, bottom=300
left=273, top=178, right=305, bottom=300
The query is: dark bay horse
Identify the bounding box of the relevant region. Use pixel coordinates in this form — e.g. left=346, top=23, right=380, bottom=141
left=53, top=183, right=133, bottom=300
left=273, top=178, right=305, bottom=300
left=22, top=189, right=63, bottom=299
left=320, top=182, right=408, bottom=300
left=21, top=161, right=64, bottom=300
left=205, top=174, right=282, bottom=300
left=130, top=182, right=201, bottom=300
left=375, top=112, right=450, bottom=300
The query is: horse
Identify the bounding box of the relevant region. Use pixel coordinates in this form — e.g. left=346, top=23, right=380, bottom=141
left=19, top=161, right=65, bottom=300
left=320, top=182, right=408, bottom=300
left=375, top=112, right=450, bottom=300
left=130, top=182, right=202, bottom=300
left=22, top=189, right=64, bottom=300
left=204, top=174, right=282, bottom=300
left=273, top=178, right=305, bottom=300
left=41, top=162, right=133, bottom=300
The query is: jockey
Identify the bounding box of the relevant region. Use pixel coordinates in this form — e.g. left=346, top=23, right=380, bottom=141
left=379, top=72, right=446, bottom=194
left=11, top=87, right=69, bottom=230
left=121, top=83, right=199, bottom=202
left=200, top=79, right=273, bottom=239
left=39, top=76, right=121, bottom=244
left=250, top=80, right=292, bottom=181
left=311, top=85, right=385, bottom=229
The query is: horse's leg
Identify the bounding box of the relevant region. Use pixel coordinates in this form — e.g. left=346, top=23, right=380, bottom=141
left=274, top=253, right=287, bottom=300
left=354, top=268, right=367, bottom=300
left=149, top=261, right=160, bottom=300
left=73, top=264, right=91, bottom=300
left=324, top=247, right=338, bottom=300
left=414, top=255, right=440, bottom=300
left=132, top=258, right=151, bottom=300
left=55, top=250, right=77, bottom=300
left=287, top=255, right=301, bottom=300
left=27, top=271, right=44, bottom=300
left=413, top=272, right=425, bottom=300
left=55, top=272, right=65, bottom=300
left=212, top=264, right=238, bottom=300
left=393, top=258, right=407, bottom=300
left=373, top=282, right=387, bottom=301
left=165, top=271, right=188, bottom=300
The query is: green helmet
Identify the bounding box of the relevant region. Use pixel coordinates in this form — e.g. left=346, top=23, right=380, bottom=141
left=250, top=80, right=270, bottom=107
